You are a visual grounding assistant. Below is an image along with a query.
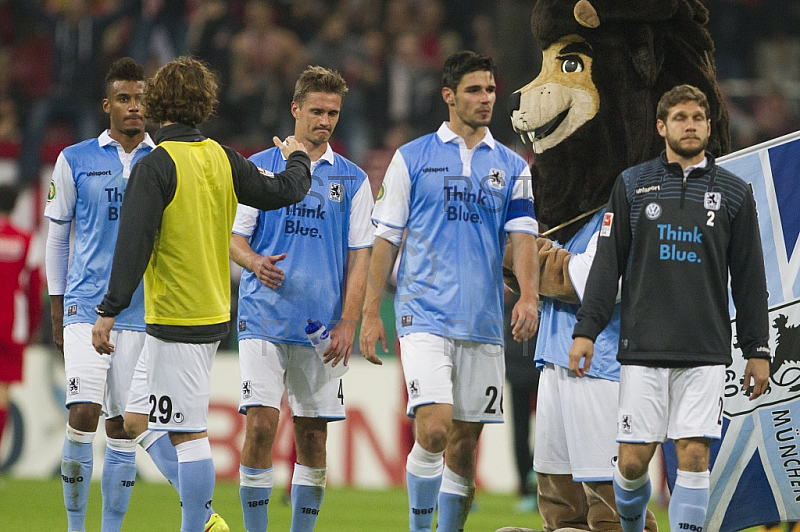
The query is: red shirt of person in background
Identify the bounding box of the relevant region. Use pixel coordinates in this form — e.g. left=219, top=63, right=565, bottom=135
left=0, top=184, right=41, bottom=447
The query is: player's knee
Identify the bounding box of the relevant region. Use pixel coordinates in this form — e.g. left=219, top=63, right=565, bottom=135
left=105, top=417, right=128, bottom=440
left=676, top=439, right=710, bottom=472
left=123, top=414, right=148, bottom=439
left=417, top=425, right=449, bottom=453
left=68, top=403, right=101, bottom=432
left=247, top=415, right=279, bottom=445
left=616, top=453, right=648, bottom=480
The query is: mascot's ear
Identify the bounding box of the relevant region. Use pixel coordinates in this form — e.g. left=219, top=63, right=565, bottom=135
left=574, top=0, right=599, bottom=28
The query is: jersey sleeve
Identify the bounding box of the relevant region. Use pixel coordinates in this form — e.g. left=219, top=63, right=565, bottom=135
left=348, top=177, right=375, bottom=249
left=44, top=152, right=77, bottom=222
left=567, top=230, right=599, bottom=301
left=45, top=219, right=71, bottom=296
left=573, top=174, right=631, bottom=340
left=504, top=165, right=538, bottom=235
left=371, top=150, right=411, bottom=229
left=232, top=204, right=259, bottom=238
left=727, top=187, right=770, bottom=359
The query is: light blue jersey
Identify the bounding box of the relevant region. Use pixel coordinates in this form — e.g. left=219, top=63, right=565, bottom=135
left=535, top=209, right=621, bottom=380
left=44, top=131, right=153, bottom=331
left=373, top=123, right=537, bottom=345
left=235, top=144, right=374, bottom=345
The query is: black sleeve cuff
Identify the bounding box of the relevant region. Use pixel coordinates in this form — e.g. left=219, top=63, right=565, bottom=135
left=95, top=301, right=119, bottom=318
left=744, top=346, right=771, bottom=360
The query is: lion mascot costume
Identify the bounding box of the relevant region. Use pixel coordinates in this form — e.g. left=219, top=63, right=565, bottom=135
left=499, top=1, right=730, bottom=531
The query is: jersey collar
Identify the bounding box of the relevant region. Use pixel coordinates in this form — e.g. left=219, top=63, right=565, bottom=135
left=279, top=137, right=335, bottom=169
left=436, top=122, right=496, bottom=150
left=99, top=130, right=156, bottom=149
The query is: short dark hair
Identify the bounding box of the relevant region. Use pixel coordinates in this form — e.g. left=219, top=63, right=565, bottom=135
left=442, top=51, right=497, bottom=91
left=0, top=183, right=19, bottom=213
left=105, top=57, right=145, bottom=98
left=144, top=56, right=218, bottom=126
left=293, top=66, right=348, bottom=106
left=657, top=84, right=710, bottom=122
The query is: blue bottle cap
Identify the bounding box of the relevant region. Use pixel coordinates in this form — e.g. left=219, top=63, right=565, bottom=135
left=305, top=319, right=322, bottom=335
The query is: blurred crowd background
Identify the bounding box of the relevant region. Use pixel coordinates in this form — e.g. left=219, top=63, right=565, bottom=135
left=0, top=0, right=797, bottom=352
left=0, top=0, right=799, bottom=191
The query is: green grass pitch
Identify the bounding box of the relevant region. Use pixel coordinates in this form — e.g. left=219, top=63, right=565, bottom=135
left=0, top=478, right=693, bottom=531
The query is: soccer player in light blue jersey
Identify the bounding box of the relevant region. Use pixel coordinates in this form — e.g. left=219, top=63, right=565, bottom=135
left=45, top=57, right=230, bottom=532
left=230, top=66, right=380, bottom=532
left=44, top=58, right=154, bottom=532
left=360, top=51, right=540, bottom=532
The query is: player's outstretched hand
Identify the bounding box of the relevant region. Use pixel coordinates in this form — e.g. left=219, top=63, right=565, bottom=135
left=358, top=314, right=386, bottom=365
left=92, top=316, right=116, bottom=355
left=273, top=136, right=308, bottom=159
left=324, top=319, right=357, bottom=369
left=511, top=295, right=539, bottom=342
left=253, top=252, right=286, bottom=289
left=742, top=357, right=769, bottom=400
left=568, top=336, right=594, bottom=378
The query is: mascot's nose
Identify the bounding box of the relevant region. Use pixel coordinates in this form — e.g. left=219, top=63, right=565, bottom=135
left=507, top=91, right=521, bottom=116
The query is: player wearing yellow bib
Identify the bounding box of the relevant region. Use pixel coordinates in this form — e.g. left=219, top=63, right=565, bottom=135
left=92, top=57, right=312, bottom=532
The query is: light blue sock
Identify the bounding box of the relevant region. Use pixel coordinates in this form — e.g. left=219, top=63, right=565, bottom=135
left=143, top=431, right=217, bottom=522
left=240, top=465, right=273, bottom=532
left=406, top=442, right=444, bottom=532
left=101, top=439, right=137, bottom=532
left=668, top=470, right=710, bottom=532
left=175, top=438, right=215, bottom=532
left=436, top=466, right=474, bottom=532
left=141, top=431, right=180, bottom=489
left=290, top=464, right=326, bottom=532
left=62, top=425, right=95, bottom=532
left=613, top=466, right=651, bottom=532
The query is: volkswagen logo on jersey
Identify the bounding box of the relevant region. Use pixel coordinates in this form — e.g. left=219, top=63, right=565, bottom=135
left=645, top=202, right=662, bottom=220
left=704, top=192, right=721, bottom=211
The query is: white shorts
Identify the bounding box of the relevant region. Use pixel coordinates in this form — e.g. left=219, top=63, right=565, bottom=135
left=399, top=332, right=504, bottom=423
left=125, top=344, right=150, bottom=416
left=63, top=323, right=145, bottom=418
left=533, top=363, right=619, bottom=481
left=617, top=365, right=725, bottom=443
left=238, top=339, right=345, bottom=420
left=144, top=334, right=219, bottom=432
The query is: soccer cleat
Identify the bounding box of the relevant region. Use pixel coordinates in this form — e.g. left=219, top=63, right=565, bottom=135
left=204, top=513, right=230, bottom=532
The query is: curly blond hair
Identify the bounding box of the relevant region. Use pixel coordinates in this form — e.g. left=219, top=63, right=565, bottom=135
left=144, top=56, right=218, bottom=125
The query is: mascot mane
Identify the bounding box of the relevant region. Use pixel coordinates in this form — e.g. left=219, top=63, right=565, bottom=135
left=510, top=0, right=730, bottom=243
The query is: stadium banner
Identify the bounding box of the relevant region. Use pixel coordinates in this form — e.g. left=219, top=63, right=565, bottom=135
left=663, top=130, right=800, bottom=531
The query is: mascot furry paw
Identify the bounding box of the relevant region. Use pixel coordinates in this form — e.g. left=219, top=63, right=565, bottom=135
left=499, top=0, right=729, bottom=531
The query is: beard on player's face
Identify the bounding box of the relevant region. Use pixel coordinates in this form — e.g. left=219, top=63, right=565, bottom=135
left=666, top=133, right=708, bottom=159
left=121, top=126, right=143, bottom=137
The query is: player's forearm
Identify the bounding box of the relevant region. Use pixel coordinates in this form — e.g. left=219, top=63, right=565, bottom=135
left=341, top=247, right=371, bottom=323
left=229, top=234, right=259, bottom=271
left=510, top=232, right=539, bottom=305
left=232, top=149, right=312, bottom=211
left=50, top=295, right=64, bottom=329
left=362, top=237, right=398, bottom=318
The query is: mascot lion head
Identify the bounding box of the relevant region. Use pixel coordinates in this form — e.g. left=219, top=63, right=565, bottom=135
left=509, top=0, right=730, bottom=243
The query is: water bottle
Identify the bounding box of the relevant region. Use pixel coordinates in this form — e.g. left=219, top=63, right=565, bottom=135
left=305, top=319, right=349, bottom=378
